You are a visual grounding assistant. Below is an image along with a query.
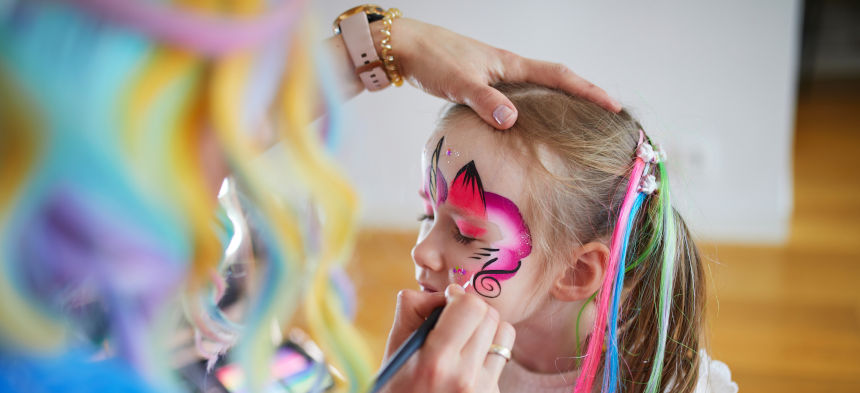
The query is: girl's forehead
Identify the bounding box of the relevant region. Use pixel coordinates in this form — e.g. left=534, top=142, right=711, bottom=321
left=424, top=118, right=498, bottom=162
left=423, top=126, right=527, bottom=206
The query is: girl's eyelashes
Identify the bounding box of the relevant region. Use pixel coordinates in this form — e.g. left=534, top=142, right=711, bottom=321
left=418, top=212, right=477, bottom=244
left=452, top=228, right=477, bottom=245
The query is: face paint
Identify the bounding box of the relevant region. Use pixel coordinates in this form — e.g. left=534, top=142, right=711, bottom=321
left=454, top=218, right=486, bottom=238
left=424, top=137, right=448, bottom=205
left=470, top=193, right=532, bottom=298
left=448, top=161, right=486, bottom=218
left=422, top=138, right=532, bottom=298
left=445, top=160, right=531, bottom=297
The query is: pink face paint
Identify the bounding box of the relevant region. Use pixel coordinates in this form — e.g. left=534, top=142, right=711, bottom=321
left=448, top=161, right=486, bottom=218
left=455, top=218, right=487, bottom=238
left=448, top=161, right=531, bottom=298
left=469, top=192, right=531, bottom=297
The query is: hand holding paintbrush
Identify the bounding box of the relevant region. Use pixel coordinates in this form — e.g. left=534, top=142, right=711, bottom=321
left=369, top=283, right=515, bottom=393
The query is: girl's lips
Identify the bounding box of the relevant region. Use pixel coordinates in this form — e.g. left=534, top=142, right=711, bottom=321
left=419, top=282, right=440, bottom=293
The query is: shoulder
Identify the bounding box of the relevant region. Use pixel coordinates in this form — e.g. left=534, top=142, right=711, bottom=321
left=694, top=350, right=738, bottom=393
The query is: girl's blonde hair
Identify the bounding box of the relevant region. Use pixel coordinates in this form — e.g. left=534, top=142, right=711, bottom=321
left=443, top=83, right=705, bottom=393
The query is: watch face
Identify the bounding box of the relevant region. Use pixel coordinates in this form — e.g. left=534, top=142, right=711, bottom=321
left=332, top=4, right=385, bottom=34
left=367, top=13, right=385, bottom=23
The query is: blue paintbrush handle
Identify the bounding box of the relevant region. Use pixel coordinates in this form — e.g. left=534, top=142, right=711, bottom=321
left=367, top=306, right=444, bottom=393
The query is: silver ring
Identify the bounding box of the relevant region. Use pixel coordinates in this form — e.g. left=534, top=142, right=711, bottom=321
left=488, top=344, right=512, bottom=362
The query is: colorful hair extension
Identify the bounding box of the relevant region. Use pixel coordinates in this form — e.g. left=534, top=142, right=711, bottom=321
left=603, top=192, right=645, bottom=392
left=573, top=133, right=675, bottom=393
left=574, top=153, right=646, bottom=393
left=644, top=161, right=675, bottom=393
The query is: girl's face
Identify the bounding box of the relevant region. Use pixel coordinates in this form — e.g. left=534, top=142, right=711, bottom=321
left=412, top=116, right=547, bottom=323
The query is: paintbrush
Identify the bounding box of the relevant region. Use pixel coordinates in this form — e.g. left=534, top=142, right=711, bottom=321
left=367, top=280, right=476, bottom=393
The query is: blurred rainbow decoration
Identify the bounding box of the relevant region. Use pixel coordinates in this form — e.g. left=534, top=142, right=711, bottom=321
left=215, top=345, right=334, bottom=393
left=0, top=0, right=372, bottom=392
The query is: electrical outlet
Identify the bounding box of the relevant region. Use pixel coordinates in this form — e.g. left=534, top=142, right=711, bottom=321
left=662, top=135, right=719, bottom=183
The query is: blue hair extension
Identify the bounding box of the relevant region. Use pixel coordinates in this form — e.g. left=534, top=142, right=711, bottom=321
left=603, top=192, right=646, bottom=393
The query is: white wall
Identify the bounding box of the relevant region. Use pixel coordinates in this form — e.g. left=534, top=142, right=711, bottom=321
left=310, top=1, right=802, bottom=244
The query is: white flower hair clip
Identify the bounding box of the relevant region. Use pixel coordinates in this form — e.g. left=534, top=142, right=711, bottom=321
left=638, top=174, right=658, bottom=194
left=636, top=142, right=666, bottom=164
left=635, top=136, right=666, bottom=195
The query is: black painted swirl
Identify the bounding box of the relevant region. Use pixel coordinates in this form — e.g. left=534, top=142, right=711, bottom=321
left=472, top=260, right=522, bottom=298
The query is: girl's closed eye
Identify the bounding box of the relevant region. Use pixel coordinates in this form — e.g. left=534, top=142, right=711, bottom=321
left=418, top=202, right=435, bottom=222
left=451, top=227, right=477, bottom=245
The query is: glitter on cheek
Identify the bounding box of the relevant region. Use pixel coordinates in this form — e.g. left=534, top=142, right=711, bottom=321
left=450, top=266, right=471, bottom=286
left=446, top=149, right=452, bottom=156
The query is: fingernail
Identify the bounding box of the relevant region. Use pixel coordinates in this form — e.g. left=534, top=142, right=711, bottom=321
left=493, top=105, right=513, bottom=125
left=444, top=283, right=464, bottom=299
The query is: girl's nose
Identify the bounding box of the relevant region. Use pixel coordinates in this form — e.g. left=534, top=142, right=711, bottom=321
left=411, top=227, right=445, bottom=272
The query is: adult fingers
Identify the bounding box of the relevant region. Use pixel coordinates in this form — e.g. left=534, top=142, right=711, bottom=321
left=385, top=289, right=446, bottom=359
left=482, top=321, right=516, bottom=383
left=460, top=305, right=500, bottom=371
left=460, top=82, right=519, bottom=130
left=520, top=58, right=621, bottom=113
left=392, top=289, right=446, bottom=332
left=425, top=284, right=489, bottom=353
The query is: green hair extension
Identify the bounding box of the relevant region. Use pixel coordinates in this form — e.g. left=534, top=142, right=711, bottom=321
left=643, top=161, right=676, bottom=393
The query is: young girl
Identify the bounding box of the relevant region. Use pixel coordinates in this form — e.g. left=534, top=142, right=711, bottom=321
left=403, top=83, right=737, bottom=393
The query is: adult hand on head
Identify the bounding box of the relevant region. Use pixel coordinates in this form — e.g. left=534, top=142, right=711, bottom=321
left=378, top=18, right=622, bottom=129
left=379, top=285, right=515, bottom=393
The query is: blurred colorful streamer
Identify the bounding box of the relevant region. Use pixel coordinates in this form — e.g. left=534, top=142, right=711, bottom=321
left=0, top=0, right=372, bottom=392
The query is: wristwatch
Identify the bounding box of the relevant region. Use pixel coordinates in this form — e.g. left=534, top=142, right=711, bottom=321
left=332, top=5, right=391, bottom=91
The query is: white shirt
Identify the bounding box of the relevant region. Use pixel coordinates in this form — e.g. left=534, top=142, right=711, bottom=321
left=498, top=350, right=738, bottom=393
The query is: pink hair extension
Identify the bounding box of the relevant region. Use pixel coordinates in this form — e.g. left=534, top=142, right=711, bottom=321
left=574, top=157, right=646, bottom=393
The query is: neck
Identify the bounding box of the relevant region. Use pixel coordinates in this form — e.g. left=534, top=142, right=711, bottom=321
left=510, top=297, right=591, bottom=374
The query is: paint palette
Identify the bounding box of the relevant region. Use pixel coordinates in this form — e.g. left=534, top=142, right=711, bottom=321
left=214, top=344, right=333, bottom=393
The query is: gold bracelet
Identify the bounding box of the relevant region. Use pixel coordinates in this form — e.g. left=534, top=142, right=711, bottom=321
left=379, top=8, right=403, bottom=87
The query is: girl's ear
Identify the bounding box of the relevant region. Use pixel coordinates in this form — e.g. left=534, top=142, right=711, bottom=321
left=550, top=241, right=609, bottom=302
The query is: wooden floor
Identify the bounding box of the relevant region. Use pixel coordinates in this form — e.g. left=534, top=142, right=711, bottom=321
left=345, top=80, right=860, bottom=392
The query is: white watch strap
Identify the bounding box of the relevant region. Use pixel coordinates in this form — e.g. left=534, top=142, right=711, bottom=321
left=339, top=12, right=390, bottom=91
